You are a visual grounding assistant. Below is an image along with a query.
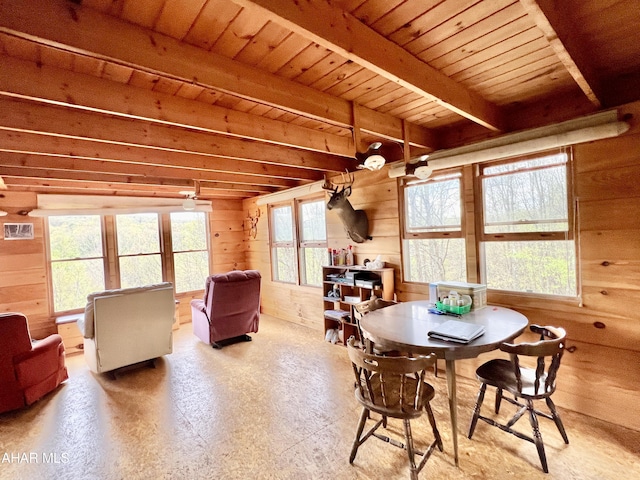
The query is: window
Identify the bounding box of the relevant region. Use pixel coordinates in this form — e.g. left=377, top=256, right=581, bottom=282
left=170, top=211, right=210, bottom=293
left=270, top=204, right=297, bottom=283
left=402, top=172, right=466, bottom=283
left=298, top=199, right=327, bottom=286
left=116, top=213, right=162, bottom=289
left=47, top=210, right=211, bottom=315
left=48, top=215, right=105, bottom=312
left=479, top=151, right=576, bottom=296
left=268, top=198, right=327, bottom=286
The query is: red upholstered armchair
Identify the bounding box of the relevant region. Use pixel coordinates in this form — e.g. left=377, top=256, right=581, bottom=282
left=0, top=313, right=68, bottom=414
left=191, top=270, right=261, bottom=348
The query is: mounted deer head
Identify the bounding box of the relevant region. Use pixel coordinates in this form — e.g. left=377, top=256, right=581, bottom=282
left=322, top=171, right=371, bottom=243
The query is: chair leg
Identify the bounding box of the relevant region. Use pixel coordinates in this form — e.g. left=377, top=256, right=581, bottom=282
left=349, top=408, right=369, bottom=464
left=527, top=399, right=549, bottom=474
left=546, top=397, right=569, bottom=444
left=468, top=383, right=487, bottom=439
left=425, top=402, right=443, bottom=452
left=495, top=387, right=503, bottom=414
left=402, top=419, right=419, bottom=480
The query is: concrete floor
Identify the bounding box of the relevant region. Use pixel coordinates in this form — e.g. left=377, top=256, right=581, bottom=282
left=1, top=314, right=639, bottom=480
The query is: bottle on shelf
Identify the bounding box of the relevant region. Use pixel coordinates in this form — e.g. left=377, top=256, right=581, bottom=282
left=346, top=245, right=354, bottom=266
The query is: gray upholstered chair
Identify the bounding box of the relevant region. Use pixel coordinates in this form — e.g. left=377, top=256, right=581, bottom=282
left=79, top=283, right=175, bottom=374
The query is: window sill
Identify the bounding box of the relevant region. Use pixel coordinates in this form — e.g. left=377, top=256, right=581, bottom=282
left=488, top=289, right=581, bottom=308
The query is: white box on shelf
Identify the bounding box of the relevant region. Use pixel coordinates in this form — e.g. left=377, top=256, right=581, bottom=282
left=343, top=295, right=361, bottom=304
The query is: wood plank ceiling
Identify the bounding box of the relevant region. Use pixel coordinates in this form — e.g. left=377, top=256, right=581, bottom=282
left=0, top=0, right=638, bottom=200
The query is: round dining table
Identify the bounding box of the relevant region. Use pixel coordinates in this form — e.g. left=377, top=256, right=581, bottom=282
left=359, top=300, right=528, bottom=466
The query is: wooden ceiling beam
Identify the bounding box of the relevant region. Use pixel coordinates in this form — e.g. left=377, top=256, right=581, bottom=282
left=0, top=151, right=301, bottom=189
left=519, top=0, right=602, bottom=107
left=1, top=177, right=252, bottom=199
left=0, top=97, right=353, bottom=176
left=0, top=0, right=437, bottom=149
left=0, top=55, right=355, bottom=157
left=0, top=170, right=267, bottom=194
left=230, top=0, right=505, bottom=132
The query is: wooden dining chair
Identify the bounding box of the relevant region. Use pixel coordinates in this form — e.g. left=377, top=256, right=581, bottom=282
left=354, top=297, right=439, bottom=375
left=353, top=296, right=396, bottom=349
left=346, top=337, right=442, bottom=480
left=467, top=325, right=569, bottom=473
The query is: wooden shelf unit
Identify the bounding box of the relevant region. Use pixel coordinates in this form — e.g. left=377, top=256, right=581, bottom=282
left=322, top=265, right=394, bottom=345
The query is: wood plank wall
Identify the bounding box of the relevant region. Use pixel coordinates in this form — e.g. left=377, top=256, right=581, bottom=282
left=0, top=192, right=49, bottom=335
left=244, top=100, right=640, bottom=432
left=243, top=168, right=401, bottom=330
left=0, top=195, right=246, bottom=337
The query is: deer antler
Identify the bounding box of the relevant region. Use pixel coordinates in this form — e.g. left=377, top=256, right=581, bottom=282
left=322, top=174, right=337, bottom=192
left=340, top=170, right=354, bottom=187
left=323, top=170, right=354, bottom=191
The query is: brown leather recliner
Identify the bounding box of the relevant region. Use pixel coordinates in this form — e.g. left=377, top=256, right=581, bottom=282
left=191, top=270, right=261, bottom=348
left=0, top=312, right=68, bottom=414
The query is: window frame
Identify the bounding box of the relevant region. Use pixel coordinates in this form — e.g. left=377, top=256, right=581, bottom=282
left=46, top=214, right=109, bottom=315
left=267, top=195, right=328, bottom=287
left=399, top=168, right=467, bottom=284
left=169, top=211, right=211, bottom=294
left=476, top=150, right=575, bottom=243
left=268, top=202, right=298, bottom=285
left=45, top=210, right=211, bottom=316
left=296, top=197, right=328, bottom=287
left=114, top=212, right=164, bottom=289
left=475, top=148, right=578, bottom=298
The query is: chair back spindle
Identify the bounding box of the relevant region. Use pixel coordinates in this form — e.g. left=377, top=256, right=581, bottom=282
left=500, top=325, right=566, bottom=397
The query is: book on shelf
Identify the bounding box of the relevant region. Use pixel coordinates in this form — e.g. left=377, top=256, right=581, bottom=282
left=324, top=309, right=350, bottom=321
left=427, top=320, right=485, bottom=344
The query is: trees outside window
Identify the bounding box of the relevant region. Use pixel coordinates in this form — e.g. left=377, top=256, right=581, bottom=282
left=402, top=173, right=466, bottom=283
left=479, top=151, right=576, bottom=296
left=116, top=213, right=162, bottom=289
left=170, top=211, right=210, bottom=293
left=48, top=215, right=105, bottom=312
left=47, top=210, right=211, bottom=314
left=270, top=204, right=296, bottom=283
left=298, top=199, right=327, bottom=286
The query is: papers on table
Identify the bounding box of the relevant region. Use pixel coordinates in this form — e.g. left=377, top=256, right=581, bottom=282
left=427, top=319, right=485, bottom=344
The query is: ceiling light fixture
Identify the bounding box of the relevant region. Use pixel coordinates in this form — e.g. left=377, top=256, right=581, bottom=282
left=412, top=155, right=433, bottom=180
left=0, top=210, right=7, bottom=216
left=399, top=154, right=433, bottom=180
left=357, top=142, right=386, bottom=171
left=0, top=176, right=7, bottom=190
